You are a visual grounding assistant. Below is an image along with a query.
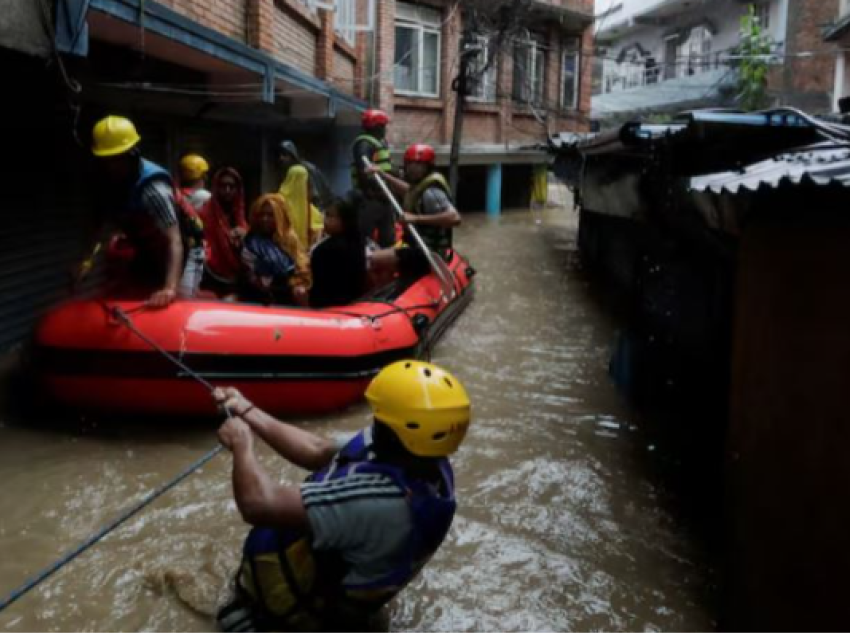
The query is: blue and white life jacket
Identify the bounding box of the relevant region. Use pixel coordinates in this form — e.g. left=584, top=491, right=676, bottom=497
left=235, top=428, right=456, bottom=629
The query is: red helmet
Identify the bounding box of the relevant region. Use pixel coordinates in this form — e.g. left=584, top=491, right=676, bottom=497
left=362, top=109, right=390, bottom=129
left=404, top=143, right=436, bottom=164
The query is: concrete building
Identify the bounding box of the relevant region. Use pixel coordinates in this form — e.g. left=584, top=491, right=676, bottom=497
left=593, top=0, right=836, bottom=121
left=0, top=0, right=594, bottom=354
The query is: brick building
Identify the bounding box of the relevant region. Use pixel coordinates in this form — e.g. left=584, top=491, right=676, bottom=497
left=0, top=0, right=593, bottom=354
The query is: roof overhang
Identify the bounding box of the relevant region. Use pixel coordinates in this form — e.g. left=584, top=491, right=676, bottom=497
left=78, top=0, right=365, bottom=124
left=529, top=2, right=594, bottom=31
left=390, top=144, right=550, bottom=167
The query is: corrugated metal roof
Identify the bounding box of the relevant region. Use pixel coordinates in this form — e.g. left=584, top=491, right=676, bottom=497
left=689, top=142, right=850, bottom=194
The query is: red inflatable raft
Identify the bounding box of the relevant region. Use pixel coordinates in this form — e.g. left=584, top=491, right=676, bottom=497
left=32, top=251, right=474, bottom=417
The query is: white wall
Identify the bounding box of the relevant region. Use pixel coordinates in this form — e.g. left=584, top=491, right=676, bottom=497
left=599, top=0, right=785, bottom=94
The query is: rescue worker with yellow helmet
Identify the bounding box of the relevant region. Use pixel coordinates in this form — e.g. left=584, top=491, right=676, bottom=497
left=213, top=360, right=471, bottom=632
left=351, top=109, right=396, bottom=248
left=88, top=115, right=205, bottom=307
left=178, top=153, right=212, bottom=212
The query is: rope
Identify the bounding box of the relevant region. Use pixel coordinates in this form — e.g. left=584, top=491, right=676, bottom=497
left=0, top=304, right=231, bottom=614
left=0, top=445, right=223, bottom=614
left=110, top=306, right=218, bottom=393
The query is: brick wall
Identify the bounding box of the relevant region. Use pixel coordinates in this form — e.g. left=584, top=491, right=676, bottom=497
left=392, top=105, right=444, bottom=147
left=774, top=0, right=838, bottom=111
left=333, top=49, right=357, bottom=94
left=462, top=112, right=501, bottom=143
left=386, top=0, right=593, bottom=150
left=158, top=0, right=247, bottom=42
left=272, top=3, right=318, bottom=75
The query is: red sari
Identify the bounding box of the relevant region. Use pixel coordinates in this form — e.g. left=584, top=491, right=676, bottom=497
left=200, top=168, right=247, bottom=284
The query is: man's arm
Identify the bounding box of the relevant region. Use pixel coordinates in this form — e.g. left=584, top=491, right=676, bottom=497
left=372, top=169, right=410, bottom=198
left=406, top=206, right=461, bottom=228
left=215, top=388, right=338, bottom=471
left=219, top=417, right=309, bottom=529
left=406, top=188, right=461, bottom=228
left=141, top=181, right=183, bottom=307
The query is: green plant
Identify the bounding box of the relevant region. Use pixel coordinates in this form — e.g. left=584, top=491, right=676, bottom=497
left=737, top=4, right=774, bottom=111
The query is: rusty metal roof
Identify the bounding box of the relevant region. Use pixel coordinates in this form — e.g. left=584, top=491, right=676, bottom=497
left=689, top=142, right=850, bottom=194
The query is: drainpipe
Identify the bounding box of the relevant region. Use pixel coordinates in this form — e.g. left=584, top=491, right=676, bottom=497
left=486, top=164, right=502, bottom=217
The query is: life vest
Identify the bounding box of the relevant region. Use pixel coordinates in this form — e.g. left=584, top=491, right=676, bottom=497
left=351, top=134, right=393, bottom=189
left=402, top=171, right=453, bottom=252
left=119, top=159, right=205, bottom=261
left=235, top=428, right=456, bottom=630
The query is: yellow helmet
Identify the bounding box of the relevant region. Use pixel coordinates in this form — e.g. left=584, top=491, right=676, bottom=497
left=180, top=154, right=210, bottom=181
left=365, top=360, right=471, bottom=457
left=91, top=116, right=141, bottom=157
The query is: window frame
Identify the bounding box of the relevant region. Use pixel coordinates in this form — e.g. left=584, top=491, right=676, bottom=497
left=467, top=34, right=498, bottom=103
left=561, top=39, right=581, bottom=110
left=335, top=0, right=358, bottom=45
left=394, top=3, right=443, bottom=98
left=513, top=35, right=546, bottom=106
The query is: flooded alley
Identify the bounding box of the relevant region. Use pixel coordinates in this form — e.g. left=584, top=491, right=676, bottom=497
left=0, top=203, right=714, bottom=631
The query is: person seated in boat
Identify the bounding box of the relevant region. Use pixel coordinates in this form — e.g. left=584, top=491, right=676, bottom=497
left=199, top=167, right=247, bottom=298
left=214, top=360, right=471, bottom=633
left=178, top=154, right=212, bottom=212
left=241, top=194, right=311, bottom=306
left=278, top=141, right=325, bottom=249
left=366, top=143, right=461, bottom=281
left=309, top=195, right=369, bottom=308
left=85, top=116, right=205, bottom=308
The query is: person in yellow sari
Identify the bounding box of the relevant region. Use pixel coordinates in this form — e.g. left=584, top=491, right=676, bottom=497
left=530, top=163, right=548, bottom=225
left=242, top=194, right=312, bottom=306
left=278, top=142, right=324, bottom=247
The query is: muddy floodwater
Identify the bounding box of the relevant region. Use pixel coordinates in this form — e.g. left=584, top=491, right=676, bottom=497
left=0, top=200, right=715, bottom=631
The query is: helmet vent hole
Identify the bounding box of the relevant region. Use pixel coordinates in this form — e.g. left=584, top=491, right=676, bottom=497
left=432, top=432, right=447, bottom=441
left=444, top=378, right=453, bottom=388
left=406, top=422, right=420, bottom=430
left=423, top=368, right=432, bottom=378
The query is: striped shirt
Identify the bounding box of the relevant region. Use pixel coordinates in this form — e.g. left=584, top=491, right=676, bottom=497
left=139, top=179, right=179, bottom=231
left=301, top=461, right=412, bottom=587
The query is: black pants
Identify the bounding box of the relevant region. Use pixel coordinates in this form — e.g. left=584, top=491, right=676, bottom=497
left=358, top=196, right=396, bottom=248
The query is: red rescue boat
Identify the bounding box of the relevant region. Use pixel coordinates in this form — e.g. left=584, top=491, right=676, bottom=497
left=32, top=251, right=475, bottom=417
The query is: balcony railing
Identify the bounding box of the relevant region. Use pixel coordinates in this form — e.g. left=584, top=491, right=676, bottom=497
left=600, top=52, right=729, bottom=95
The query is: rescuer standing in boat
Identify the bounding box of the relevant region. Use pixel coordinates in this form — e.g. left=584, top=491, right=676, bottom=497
left=351, top=109, right=397, bottom=248
left=85, top=115, right=205, bottom=307
left=369, top=143, right=461, bottom=279
left=214, top=360, right=471, bottom=632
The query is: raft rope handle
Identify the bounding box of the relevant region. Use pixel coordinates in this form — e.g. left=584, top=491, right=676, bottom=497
left=362, top=158, right=457, bottom=303
left=110, top=306, right=219, bottom=393
left=0, top=306, right=232, bottom=615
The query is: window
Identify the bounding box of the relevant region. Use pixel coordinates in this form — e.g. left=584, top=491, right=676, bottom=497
left=467, top=35, right=497, bottom=102
left=562, top=39, right=580, bottom=110
left=664, top=35, right=678, bottom=79
left=753, top=2, right=771, bottom=30
left=678, top=25, right=713, bottom=76
left=394, top=2, right=442, bottom=97
left=513, top=36, right=545, bottom=105
left=335, top=0, right=357, bottom=45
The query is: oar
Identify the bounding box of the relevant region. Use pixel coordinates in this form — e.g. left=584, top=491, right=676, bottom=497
left=363, top=158, right=456, bottom=302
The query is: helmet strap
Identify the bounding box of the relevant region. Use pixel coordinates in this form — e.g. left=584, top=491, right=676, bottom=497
left=372, top=419, right=443, bottom=480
